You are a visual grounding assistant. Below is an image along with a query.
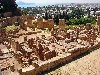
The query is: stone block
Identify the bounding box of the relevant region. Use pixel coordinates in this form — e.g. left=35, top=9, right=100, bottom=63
left=1, top=21, right=8, bottom=27
left=59, top=19, right=65, bottom=29
left=27, top=14, right=34, bottom=20
left=43, top=20, right=48, bottom=28
left=71, top=49, right=80, bottom=58
left=11, top=17, right=18, bottom=25
left=3, top=12, right=12, bottom=17
left=51, top=50, right=56, bottom=58
left=44, top=51, right=52, bottom=60
left=48, top=19, right=54, bottom=29
left=10, top=65, right=15, bottom=72
left=97, top=16, right=100, bottom=25
left=20, top=23, right=27, bottom=31
left=80, top=47, right=87, bottom=54
left=37, top=18, right=43, bottom=28
left=86, top=23, right=91, bottom=30
left=14, top=22, right=19, bottom=26
left=27, top=19, right=32, bottom=27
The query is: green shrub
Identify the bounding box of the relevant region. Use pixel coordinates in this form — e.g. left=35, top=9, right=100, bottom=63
left=66, top=17, right=96, bottom=25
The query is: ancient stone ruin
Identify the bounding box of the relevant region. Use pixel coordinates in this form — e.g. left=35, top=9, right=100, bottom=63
left=1, top=16, right=100, bottom=75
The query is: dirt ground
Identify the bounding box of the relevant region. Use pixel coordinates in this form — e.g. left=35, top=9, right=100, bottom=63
left=42, top=48, right=100, bottom=75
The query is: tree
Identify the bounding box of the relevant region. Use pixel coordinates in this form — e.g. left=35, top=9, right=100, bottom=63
left=93, top=7, right=98, bottom=16
left=22, top=10, right=29, bottom=15
left=0, top=0, right=22, bottom=17
left=67, top=7, right=85, bottom=20
left=66, top=17, right=96, bottom=25
left=59, top=11, right=65, bottom=19
left=64, top=11, right=69, bottom=20
left=54, top=14, right=59, bottom=25
left=86, top=8, right=90, bottom=18
left=44, top=11, right=48, bottom=20
left=59, top=12, right=63, bottom=19
left=48, top=14, right=52, bottom=19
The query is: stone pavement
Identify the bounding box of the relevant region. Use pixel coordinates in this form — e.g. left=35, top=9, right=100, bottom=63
left=43, top=48, right=100, bottom=75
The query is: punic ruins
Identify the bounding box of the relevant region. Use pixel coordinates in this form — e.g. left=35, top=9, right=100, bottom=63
left=1, top=15, right=100, bottom=75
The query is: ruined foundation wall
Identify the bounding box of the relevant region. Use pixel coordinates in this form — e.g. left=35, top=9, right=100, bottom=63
left=19, top=42, right=100, bottom=75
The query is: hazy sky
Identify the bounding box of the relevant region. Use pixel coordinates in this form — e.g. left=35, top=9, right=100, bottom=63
left=16, top=0, right=100, bottom=4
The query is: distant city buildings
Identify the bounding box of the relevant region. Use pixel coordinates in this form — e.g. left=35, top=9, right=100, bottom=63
left=18, top=3, right=100, bottom=19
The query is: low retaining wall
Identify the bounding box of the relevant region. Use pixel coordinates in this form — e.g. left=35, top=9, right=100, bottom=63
left=9, top=31, right=40, bottom=38
left=19, top=42, right=100, bottom=75
left=19, top=53, right=72, bottom=75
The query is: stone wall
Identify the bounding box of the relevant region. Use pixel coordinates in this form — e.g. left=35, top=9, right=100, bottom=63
left=26, top=14, right=34, bottom=27
left=0, top=15, right=34, bottom=27
left=59, top=19, right=65, bottom=29
left=43, top=20, right=48, bottom=28
left=97, top=16, right=100, bottom=25
left=86, top=23, right=91, bottom=30
left=27, top=19, right=32, bottom=27
left=19, top=18, right=27, bottom=31
left=3, top=12, right=12, bottom=17
left=19, top=41, right=100, bottom=75
left=27, top=14, right=34, bottom=20
left=37, top=18, right=43, bottom=28
left=37, top=19, right=54, bottom=29
left=47, top=19, right=54, bottom=29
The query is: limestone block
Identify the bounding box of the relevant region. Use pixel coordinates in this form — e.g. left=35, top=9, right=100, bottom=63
left=51, top=50, right=56, bottom=58
left=44, top=51, right=52, bottom=60
left=47, top=19, right=54, bottom=29
left=27, top=19, right=32, bottom=27
left=3, top=12, right=12, bottom=17
left=27, top=14, right=34, bottom=20
left=37, top=18, right=43, bottom=28
left=20, top=23, right=27, bottom=31
left=80, top=47, right=87, bottom=54
left=86, top=23, right=91, bottom=30
left=59, top=19, right=65, bottom=29
left=97, top=16, right=100, bottom=25
left=43, top=20, right=48, bottom=28
left=71, top=49, right=80, bottom=58
left=10, top=65, right=15, bottom=72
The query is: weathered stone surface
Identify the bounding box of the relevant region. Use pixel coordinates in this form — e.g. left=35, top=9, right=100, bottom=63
left=27, top=19, right=32, bottom=27
left=27, top=14, right=34, bottom=20
left=59, top=19, right=65, bottom=29
left=97, top=16, right=100, bottom=25
left=44, top=51, right=52, bottom=60
left=37, top=18, right=43, bottom=28
left=47, top=19, right=54, bottom=29
left=1, top=15, right=100, bottom=75
left=86, top=23, right=91, bottom=30
left=3, top=12, right=12, bottom=17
